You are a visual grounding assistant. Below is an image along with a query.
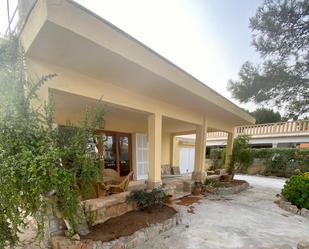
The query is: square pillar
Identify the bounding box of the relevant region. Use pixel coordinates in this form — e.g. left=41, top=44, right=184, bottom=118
left=170, top=135, right=180, bottom=174
left=147, top=113, right=162, bottom=188
left=192, top=117, right=207, bottom=182
left=225, top=132, right=234, bottom=168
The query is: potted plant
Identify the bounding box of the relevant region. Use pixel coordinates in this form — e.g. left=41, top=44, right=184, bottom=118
left=166, top=194, right=173, bottom=204
left=192, top=181, right=203, bottom=195
left=221, top=157, right=234, bottom=182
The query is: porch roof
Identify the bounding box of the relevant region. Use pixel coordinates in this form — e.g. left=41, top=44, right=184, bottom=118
left=21, top=0, right=255, bottom=127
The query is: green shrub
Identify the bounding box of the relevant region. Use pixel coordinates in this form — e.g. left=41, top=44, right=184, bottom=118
left=281, top=173, right=309, bottom=209
left=208, top=146, right=309, bottom=177
left=0, top=36, right=106, bottom=246
left=204, top=178, right=221, bottom=188
left=209, top=148, right=225, bottom=169
left=126, top=188, right=167, bottom=210
left=229, top=135, right=253, bottom=174
left=251, top=148, right=309, bottom=177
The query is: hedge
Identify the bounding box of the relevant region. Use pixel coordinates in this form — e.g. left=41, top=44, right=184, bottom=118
left=250, top=148, right=309, bottom=177
left=208, top=147, right=309, bottom=177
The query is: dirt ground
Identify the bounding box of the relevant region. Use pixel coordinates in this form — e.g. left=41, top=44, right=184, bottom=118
left=176, top=196, right=201, bottom=206
left=81, top=205, right=176, bottom=242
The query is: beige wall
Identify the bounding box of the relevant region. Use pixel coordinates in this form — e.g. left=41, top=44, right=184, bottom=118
left=53, top=110, right=147, bottom=134
left=26, top=56, right=242, bottom=182
left=28, top=58, right=207, bottom=127
left=161, top=132, right=171, bottom=165
left=28, top=58, right=179, bottom=168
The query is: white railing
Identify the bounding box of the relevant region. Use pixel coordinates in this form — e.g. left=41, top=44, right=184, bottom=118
left=207, top=120, right=309, bottom=139
left=207, top=131, right=227, bottom=138
left=235, top=120, right=309, bottom=136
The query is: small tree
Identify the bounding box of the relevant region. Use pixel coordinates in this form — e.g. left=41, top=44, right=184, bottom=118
left=228, top=135, right=253, bottom=175
left=0, top=36, right=105, bottom=247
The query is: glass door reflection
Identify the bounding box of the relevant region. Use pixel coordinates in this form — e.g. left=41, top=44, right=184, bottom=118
left=118, top=134, right=131, bottom=176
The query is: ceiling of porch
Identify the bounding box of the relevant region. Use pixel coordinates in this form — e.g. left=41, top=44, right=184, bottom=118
left=25, top=17, right=254, bottom=127
left=51, top=90, right=217, bottom=134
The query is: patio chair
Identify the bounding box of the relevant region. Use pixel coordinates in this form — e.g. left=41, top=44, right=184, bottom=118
left=106, top=171, right=134, bottom=194
left=102, top=168, right=121, bottom=184
left=96, top=182, right=110, bottom=197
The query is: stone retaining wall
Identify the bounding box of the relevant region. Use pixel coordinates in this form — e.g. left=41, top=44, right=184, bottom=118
left=277, top=198, right=309, bottom=219
left=83, top=192, right=136, bottom=226
left=52, top=213, right=181, bottom=249
left=212, top=181, right=249, bottom=195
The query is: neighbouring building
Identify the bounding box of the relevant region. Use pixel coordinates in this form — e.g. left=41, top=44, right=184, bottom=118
left=176, top=120, right=309, bottom=174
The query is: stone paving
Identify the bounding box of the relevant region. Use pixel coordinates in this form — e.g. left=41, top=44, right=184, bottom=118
left=136, top=175, right=309, bottom=249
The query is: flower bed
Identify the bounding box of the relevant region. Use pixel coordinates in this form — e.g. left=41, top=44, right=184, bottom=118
left=205, top=179, right=249, bottom=195
left=52, top=206, right=180, bottom=249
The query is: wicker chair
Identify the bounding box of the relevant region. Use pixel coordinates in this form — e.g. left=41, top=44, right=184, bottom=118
left=102, top=168, right=121, bottom=184
left=107, top=171, right=134, bottom=194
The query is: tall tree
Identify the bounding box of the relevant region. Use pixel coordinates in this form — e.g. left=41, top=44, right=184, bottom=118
left=228, top=0, right=309, bottom=119
left=250, top=108, right=282, bottom=124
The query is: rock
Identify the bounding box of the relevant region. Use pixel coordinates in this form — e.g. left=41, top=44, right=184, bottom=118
left=94, top=240, right=103, bottom=249
left=72, top=234, right=80, bottom=241
left=298, top=240, right=309, bottom=249
left=125, top=231, right=145, bottom=249
left=112, top=241, right=125, bottom=249
left=300, top=208, right=309, bottom=218
left=288, top=204, right=299, bottom=214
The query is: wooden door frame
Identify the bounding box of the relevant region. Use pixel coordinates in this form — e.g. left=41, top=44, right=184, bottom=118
left=96, top=130, right=132, bottom=176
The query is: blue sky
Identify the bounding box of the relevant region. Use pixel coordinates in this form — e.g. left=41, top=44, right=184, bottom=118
left=1, top=0, right=264, bottom=110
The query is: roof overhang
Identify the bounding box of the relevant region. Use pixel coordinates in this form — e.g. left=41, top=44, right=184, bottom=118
left=20, top=0, right=255, bottom=127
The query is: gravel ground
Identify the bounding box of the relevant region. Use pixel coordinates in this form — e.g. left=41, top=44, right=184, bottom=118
left=136, top=175, right=309, bottom=249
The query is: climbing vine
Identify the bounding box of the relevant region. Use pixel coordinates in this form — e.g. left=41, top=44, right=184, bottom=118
left=0, top=36, right=105, bottom=248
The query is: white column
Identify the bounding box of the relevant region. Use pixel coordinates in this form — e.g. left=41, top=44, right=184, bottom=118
left=192, top=116, right=207, bottom=181
left=272, top=143, right=278, bottom=148
left=170, top=135, right=179, bottom=172
left=147, top=113, right=162, bottom=188
left=225, top=132, right=234, bottom=168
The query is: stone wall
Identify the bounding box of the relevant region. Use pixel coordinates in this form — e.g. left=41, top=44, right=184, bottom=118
left=83, top=192, right=136, bottom=226
left=161, top=164, right=171, bottom=175
left=206, top=158, right=267, bottom=175
left=161, top=164, right=180, bottom=175
left=207, top=181, right=249, bottom=195
left=247, top=159, right=267, bottom=175
left=276, top=198, right=309, bottom=219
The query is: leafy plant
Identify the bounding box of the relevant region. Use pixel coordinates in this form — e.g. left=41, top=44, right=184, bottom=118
left=126, top=188, right=167, bottom=210
left=282, top=173, right=309, bottom=209
left=210, top=147, right=309, bottom=177
left=229, top=135, right=253, bottom=175
left=209, top=148, right=225, bottom=170
left=0, top=36, right=105, bottom=247
left=204, top=178, right=220, bottom=188
left=251, top=148, right=309, bottom=177
left=84, top=204, right=96, bottom=229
